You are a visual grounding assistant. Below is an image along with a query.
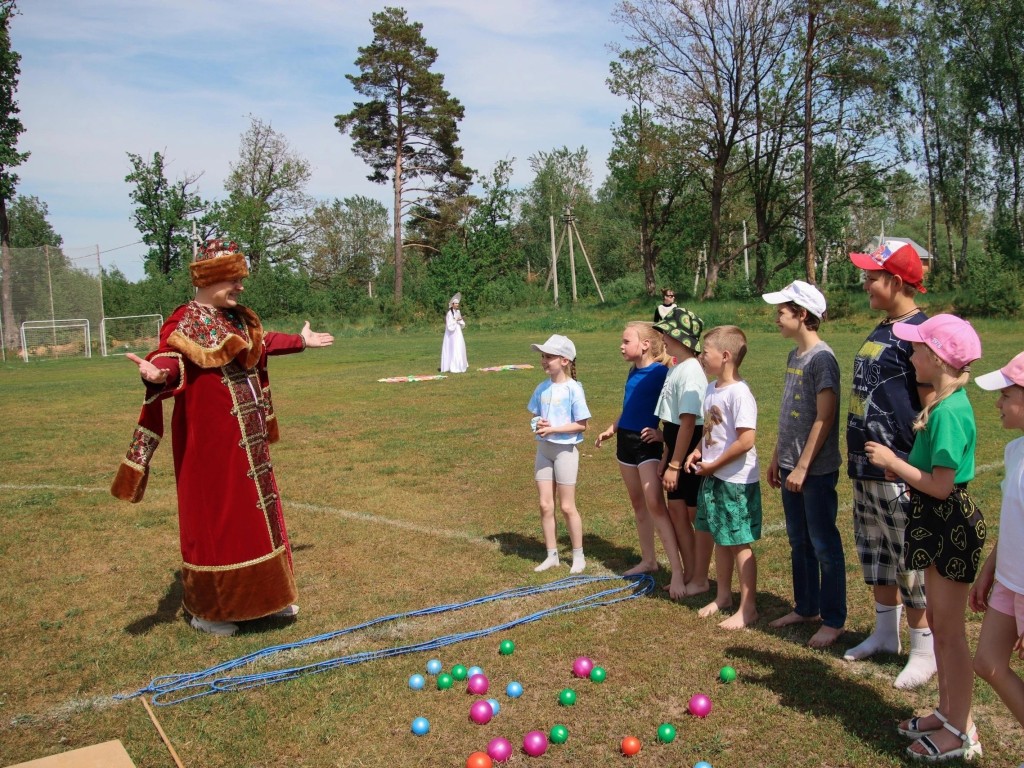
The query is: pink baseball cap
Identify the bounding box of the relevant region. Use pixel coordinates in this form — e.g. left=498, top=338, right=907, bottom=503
left=849, top=239, right=926, bottom=293
left=975, top=350, right=1024, bottom=390
left=891, top=314, right=982, bottom=370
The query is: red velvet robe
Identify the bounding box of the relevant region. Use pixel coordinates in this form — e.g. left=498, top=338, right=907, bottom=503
left=112, top=302, right=305, bottom=622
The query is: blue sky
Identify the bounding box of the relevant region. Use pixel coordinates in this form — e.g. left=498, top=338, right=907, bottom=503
left=13, top=1, right=632, bottom=280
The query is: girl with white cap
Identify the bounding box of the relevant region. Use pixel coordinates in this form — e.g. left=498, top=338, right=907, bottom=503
left=440, top=293, right=468, bottom=373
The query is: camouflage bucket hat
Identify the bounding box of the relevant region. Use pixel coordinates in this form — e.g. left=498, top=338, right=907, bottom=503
left=653, top=306, right=704, bottom=354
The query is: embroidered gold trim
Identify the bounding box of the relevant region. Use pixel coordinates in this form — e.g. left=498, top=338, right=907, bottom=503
left=182, top=544, right=288, bottom=572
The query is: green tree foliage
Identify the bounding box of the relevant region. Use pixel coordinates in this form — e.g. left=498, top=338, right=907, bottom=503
left=8, top=194, right=62, bottom=248
left=307, top=195, right=389, bottom=296
left=125, top=151, right=206, bottom=277
left=220, top=116, right=313, bottom=271
left=336, top=6, right=473, bottom=302
left=0, top=0, right=28, bottom=350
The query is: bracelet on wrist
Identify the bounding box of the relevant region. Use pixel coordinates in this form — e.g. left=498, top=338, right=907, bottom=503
left=667, top=463, right=682, bottom=470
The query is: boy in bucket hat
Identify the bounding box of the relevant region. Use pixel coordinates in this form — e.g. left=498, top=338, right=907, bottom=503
left=844, top=239, right=937, bottom=688
left=653, top=307, right=710, bottom=596
left=762, top=281, right=846, bottom=648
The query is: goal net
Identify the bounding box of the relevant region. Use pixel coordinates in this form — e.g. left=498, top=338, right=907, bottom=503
left=21, top=319, right=92, bottom=361
left=101, top=314, right=163, bottom=356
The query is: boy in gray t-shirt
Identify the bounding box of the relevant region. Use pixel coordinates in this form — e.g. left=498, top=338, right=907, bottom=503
left=762, top=281, right=846, bottom=648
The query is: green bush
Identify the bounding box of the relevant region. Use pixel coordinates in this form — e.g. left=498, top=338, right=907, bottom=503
left=953, top=250, right=1022, bottom=318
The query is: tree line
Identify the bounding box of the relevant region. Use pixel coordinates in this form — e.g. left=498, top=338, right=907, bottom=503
left=3, top=2, right=1024, bottom=336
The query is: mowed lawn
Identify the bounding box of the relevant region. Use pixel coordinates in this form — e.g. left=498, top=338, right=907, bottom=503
left=1, top=308, right=1023, bottom=767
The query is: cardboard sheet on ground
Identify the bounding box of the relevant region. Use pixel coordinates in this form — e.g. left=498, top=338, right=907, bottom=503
left=5, top=740, right=136, bottom=768
left=477, top=364, right=534, bottom=372
left=377, top=374, right=447, bottom=383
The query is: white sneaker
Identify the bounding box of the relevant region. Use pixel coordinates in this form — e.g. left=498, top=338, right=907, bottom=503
left=189, top=616, right=239, bottom=636
left=270, top=604, right=299, bottom=618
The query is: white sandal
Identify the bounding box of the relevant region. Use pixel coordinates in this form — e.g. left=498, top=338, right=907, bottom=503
left=907, top=720, right=982, bottom=763
left=898, top=709, right=947, bottom=739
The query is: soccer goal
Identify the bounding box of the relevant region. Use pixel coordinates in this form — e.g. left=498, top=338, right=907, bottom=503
left=20, top=319, right=92, bottom=361
left=101, top=314, right=163, bottom=357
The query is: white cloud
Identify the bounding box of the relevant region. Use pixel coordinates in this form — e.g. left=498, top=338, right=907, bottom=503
left=13, top=0, right=630, bottom=279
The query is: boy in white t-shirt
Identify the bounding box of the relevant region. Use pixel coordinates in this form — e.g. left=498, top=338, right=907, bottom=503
left=685, top=325, right=762, bottom=629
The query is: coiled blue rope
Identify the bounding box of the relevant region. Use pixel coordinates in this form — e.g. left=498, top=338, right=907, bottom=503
left=119, top=573, right=654, bottom=706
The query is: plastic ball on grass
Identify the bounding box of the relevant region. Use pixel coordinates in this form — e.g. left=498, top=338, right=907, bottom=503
left=437, top=673, right=454, bottom=690
left=523, top=730, right=548, bottom=757
left=466, top=751, right=493, bottom=768
left=694, top=762, right=713, bottom=768
left=688, top=693, right=713, bottom=718
left=468, top=666, right=483, bottom=678
left=408, top=673, right=426, bottom=690
left=487, top=737, right=513, bottom=763
left=620, top=736, right=642, bottom=756
left=657, top=723, right=677, bottom=743
left=589, top=666, right=607, bottom=683
left=558, top=688, right=577, bottom=707
left=470, top=699, right=494, bottom=725
left=572, top=656, right=594, bottom=678
left=426, top=659, right=443, bottom=675
left=506, top=681, right=523, bottom=698
left=719, top=665, right=737, bottom=683
left=549, top=724, right=569, bottom=744
left=452, top=664, right=469, bottom=681
left=487, top=698, right=500, bottom=715
left=499, top=639, right=515, bottom=655
left=467, top=673, right=489, bottom=695
left=411, top=717, right=430, bottom=735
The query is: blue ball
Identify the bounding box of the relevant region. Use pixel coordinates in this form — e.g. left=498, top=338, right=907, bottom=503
left=411, top=717, right=430, bottom=736
left=408, top=673, right=425, bottom=690
left=468, top=666, right=483, bottom=678
left=694, top=762, right=713, bottom=768
left=506, top=681, right=524, bottom=698
left=426, top=659, right=443, bottom=676
left=487, top=697, right=500, bottom=715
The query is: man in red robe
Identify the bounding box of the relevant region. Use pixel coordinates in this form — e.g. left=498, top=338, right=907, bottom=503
left=112, top=240, right=334, bottom=636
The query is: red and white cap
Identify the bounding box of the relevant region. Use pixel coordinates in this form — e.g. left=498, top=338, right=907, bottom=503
left=975, top=350, right=1024, bottom=390
left=849, top=239, right=926, bottom=293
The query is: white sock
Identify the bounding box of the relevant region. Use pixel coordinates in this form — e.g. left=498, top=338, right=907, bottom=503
left=894, top=627, right=937, bottom=689
left=570, top=547, right=586, bottom=574
left=535, top=550, right=560, bottom=572
left=843, top=602, right=902, bottom=660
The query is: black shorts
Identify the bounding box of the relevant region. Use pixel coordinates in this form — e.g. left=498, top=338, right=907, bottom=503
left=616, top=428, right=663, bottom=466
left=903, top=485, right=987, bottom=583
left=662, top=421, right=702, bottom=506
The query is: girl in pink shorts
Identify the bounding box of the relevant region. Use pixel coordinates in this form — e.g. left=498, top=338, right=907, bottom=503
left=972, top=351, right=1024, bottom=759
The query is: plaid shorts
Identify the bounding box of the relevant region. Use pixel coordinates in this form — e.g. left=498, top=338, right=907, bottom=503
left=852, top=479, right=927, bottom=609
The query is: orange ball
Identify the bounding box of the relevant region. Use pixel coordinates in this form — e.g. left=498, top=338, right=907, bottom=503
left=466, top=752, right=493, bottom=768
left=620, top=736, right=642, bottom=756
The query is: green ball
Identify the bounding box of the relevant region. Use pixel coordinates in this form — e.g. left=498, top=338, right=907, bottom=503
left=436, top=673, right=454, bottom=690
left=589, top=666, right=607, bottom=683
left=720, top=665, right=737, bottom=683
left=549, top=724, right=569, bottom=744
left=558, top=688, right=577, bottom=706
left=657, top=723, right=677, bottom=744
left=499, top=639, right=515, bottom=655
left=451, top=664, right=468, bottom=681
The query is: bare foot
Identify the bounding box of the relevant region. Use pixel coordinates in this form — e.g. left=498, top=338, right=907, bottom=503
left=808, top=625, right=845, bottom=649
left=623, top=561, right=658, bottom=576
left=718, top=610, right=759, bottom=630
left=698, top=598, right=731, bottom=618
left=768, top=610, right=819, bottom=629
left=668, top=577, right=686, bottom=601
left=683, top=580, right=710, bottom=597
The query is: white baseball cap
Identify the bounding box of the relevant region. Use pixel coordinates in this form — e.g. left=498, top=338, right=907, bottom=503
left=762, top=280, right=827, bottom=319
left=531, top=334, right=576, bottom=360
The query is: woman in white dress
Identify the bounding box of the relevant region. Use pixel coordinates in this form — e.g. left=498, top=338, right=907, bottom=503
left=440, top=293, right=468, bottom=373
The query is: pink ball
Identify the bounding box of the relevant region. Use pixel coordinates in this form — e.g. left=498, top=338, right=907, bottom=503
left=467, top=673, right=490, bottom=695
left=470, top=699, right=494, bottom=724
left=571, top=656, right=594, bottom=678
left=688, top=693, right=713, bottom=718
left=522, top=730, right=548, bottom=757
left=487, top=737, right=514, bottom=762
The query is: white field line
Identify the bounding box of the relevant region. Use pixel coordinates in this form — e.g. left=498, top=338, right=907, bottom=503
left=0, top=484, right=497, bottom=549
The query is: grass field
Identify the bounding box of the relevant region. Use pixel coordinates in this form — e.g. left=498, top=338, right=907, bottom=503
left=1, top=302, right=1023, bottom=768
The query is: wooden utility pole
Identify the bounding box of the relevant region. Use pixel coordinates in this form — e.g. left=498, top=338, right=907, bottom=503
left=546, top=207, right=603, bottom=304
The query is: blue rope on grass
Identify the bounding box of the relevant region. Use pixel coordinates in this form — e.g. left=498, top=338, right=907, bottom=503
left=119, top=573, right=654, bottom=706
